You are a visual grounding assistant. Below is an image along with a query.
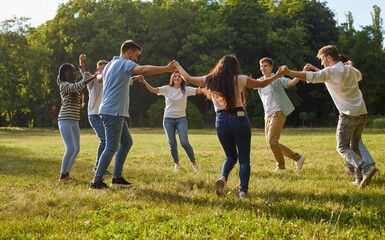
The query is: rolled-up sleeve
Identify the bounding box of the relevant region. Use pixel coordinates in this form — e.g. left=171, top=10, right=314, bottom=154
left=306, top=69, right=331, bottom=83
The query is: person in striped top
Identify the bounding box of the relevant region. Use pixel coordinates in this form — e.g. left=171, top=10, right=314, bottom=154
left=57, top=63, right=96, bottom=183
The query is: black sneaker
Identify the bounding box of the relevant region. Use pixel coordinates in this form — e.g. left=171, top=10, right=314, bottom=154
left=110, top=177, right=133, bottom=188
left=89, top=180, right=110, bottom=190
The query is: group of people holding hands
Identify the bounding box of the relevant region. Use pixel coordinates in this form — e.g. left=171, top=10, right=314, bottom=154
left=56, top=39, right=379, bottom=200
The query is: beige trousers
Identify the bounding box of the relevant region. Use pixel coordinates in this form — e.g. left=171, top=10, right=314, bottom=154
left=265, top=111, right=301, bottom=169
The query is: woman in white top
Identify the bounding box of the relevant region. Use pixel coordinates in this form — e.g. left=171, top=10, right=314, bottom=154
left=173, top=55, right=284, bottom=199
left=138, top=72, right=203, bottom=173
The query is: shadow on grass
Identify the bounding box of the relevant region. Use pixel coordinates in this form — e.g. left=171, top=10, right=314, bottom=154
left=136, top=185, right=385, bottom=228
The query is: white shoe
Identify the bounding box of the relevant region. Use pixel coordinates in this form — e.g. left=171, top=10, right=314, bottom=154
left=193, top=163, right=201, bottom=173
left=216, top=176, right=226, bottom=197
left=174, top=164, right=181, bottom=173
left=351, top=178, right=362, bottom=187
left=296, top=156, right=306, bottom=171
left=239, top=191, right=248, bottom=200
left=272, top=167, right=285, bottom=172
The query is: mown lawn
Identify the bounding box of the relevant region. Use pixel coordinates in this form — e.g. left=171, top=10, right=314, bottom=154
left=0, top=127, right=384, bottom=239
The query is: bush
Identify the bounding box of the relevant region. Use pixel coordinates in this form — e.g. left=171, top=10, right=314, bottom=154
left=186, top=102, right=204, bottom=129
left=373, top=118, right=385, bottom=129
left=146, top=100, right=204, bottom=129
left=147, top=99, right=165, bottom=127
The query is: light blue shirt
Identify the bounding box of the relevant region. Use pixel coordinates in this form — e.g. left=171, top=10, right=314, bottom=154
left=255, top=74, right=295, bottom=116
left=99, top=56, right=138, bottom=117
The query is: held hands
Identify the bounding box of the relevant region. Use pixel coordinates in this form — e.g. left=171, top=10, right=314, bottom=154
left=275, top=66, right=285, bottom=78
left=131, top=75, right=145, bottom=83
left=79, top=54, right=86, bottom=66
left=344, top=60, right=353, bottom=67
left=166, top=60, right=177, bottom=72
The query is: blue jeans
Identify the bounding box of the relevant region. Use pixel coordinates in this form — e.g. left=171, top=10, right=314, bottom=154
left=345, top=139, right=375, bottom=168
left=336, top=113, right=368, bottom=179
left=58, top=120, right=80, bottom=174
left=215, top=108, right=251, bottom=193
left=88, top=114, right=106, bottom=167
left=163, top=117, right=195, bottom=163
left=93, top=115, right=133, bottom=182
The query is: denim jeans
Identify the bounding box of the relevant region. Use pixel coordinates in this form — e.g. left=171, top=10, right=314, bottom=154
left=336, top=113, right=368, bottom=179
left=163, top=117, right=195, bottom=163
left=215, top=108, right=251, bottom=193
left=345, top=139, right=375, bottom=168
left=58, top=120, right=80, bottom=174
left=93, top=115, right=133, bottom=182
left=88, top=114, right=105, bottom=167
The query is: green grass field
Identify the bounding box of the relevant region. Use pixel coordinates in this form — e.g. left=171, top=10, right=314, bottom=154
left=0, top=127, right=384, bottom=239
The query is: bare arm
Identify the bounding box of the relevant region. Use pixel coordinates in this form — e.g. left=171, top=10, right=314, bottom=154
left=132, top=60, right=175, bottom=75
left=195, top=87, right=204, bottom=94
left=79, top=54, right=88, bottom=72
left=281, top=65, right=307, bottom=80
left=286, top=78, right=301, bottom=87
left=139, top=78, right=159, bottom=94
left=173, top=61, right=204, bottom=87
left=246, top=67, right=285, bottom=88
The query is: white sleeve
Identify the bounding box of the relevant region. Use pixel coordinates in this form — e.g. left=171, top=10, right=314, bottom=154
left=185, top=86, right=197, bottom=96
left=306, top=68, right=332, bottom=83
left=157, top=85, right=168, bottom=96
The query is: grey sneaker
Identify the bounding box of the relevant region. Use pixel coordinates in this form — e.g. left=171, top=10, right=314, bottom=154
left=193, top=163, right=201, bottom=173
left=239, top=191, right=248, bottom=200
left=296, top=156, right=306, bottom=171
left=174, top=164, right=181, bottom=173
left=216, top=176, right=226, bottom=197
left=351, top=178, right=362, bottom=187
left=360, top=165, right=378, bottom=188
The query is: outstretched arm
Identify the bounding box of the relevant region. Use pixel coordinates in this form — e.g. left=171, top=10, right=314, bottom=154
left=136, top=75, right=159, bottom=93
left=281, top=65, right=307, bottom=80
left=172, top=61, right=204, bottom=87
left=246, top=67, right=285, bottom=88
left=132, top=60, right=176, bottom=75
left=286, top=64, right=310, bottom=87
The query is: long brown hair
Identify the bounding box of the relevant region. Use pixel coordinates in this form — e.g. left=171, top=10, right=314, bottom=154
left=204, top=55, right=245, bottom=110
left=169, top=71, right=186, bottom=94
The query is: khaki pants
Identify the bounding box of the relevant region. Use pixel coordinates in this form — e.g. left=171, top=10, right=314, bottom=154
left=265, top=111, right=301, bottom=169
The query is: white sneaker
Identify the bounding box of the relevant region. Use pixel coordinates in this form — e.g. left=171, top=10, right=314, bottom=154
left=193, top=163, right=201, bottom=173
left=272, top=167, right=285, bottom=172
left=239, top=191, right=248, bottom=200
left=174, top=164, right=181, bottom=173
left=351, top=178, right=362, bottom=187
left=296, top=155, right=306, bottom=171
left=216, top=176, right=226, bottom=197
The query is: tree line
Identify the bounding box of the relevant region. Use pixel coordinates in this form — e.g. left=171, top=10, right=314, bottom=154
left=0, top=0, right=384, bottom=128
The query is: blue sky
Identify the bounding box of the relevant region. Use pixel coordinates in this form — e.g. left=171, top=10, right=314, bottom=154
left=1, top=0, right=384, bottom=31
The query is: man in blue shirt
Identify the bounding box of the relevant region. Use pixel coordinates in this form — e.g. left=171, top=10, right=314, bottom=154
left=90, top=40, right=175, bottom=189
left=255, top=57, right=305, bottom=172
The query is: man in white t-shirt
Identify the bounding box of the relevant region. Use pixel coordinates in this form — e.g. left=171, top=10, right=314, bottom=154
left=79, top=54, right=111, bottom=175
left=255, top=57, right=305, bottom=172
left=281, top=45, right=379, bottom=188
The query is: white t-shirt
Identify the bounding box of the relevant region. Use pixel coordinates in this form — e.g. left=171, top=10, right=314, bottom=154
left=158, top=85, right=197, bottom=118
left=306, top=61, right=367, bottom=116
left=87, top=78, right=103, bottom=115
left=260, top=84, right=282, bottom=117
left=204, top=75, right=247, bottom=112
